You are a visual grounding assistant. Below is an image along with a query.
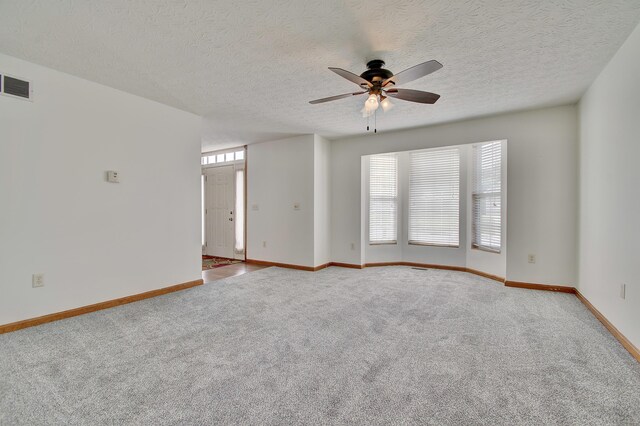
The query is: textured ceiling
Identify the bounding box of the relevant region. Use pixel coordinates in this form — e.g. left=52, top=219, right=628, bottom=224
left=1, top=1, right=639, bottom=151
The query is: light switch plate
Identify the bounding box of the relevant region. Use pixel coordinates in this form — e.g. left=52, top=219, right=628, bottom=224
left=32, top=273, right=44, bottom=288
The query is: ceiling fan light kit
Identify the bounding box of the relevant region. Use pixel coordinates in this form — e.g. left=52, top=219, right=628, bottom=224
left=309, top=59, right=443, bottom=133
left=380, top=97, right=393, bottom=112
left=362, top=93, right=379, bottom=117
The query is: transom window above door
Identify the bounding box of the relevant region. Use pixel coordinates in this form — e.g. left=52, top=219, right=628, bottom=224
left=201, top=149, right=244, bottom=166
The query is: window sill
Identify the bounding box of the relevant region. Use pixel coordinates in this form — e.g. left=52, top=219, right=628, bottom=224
left=369, top=241, right=397, bottom=246
left=408, top=242, right=460, bottom=248
left=471, top=246, right=501, bottom=254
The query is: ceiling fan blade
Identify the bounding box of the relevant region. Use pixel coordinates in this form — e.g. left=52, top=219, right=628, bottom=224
left=328, top=67, right=373, bottom=88
left=383, top=60, right=443, bottom=87
left=385, top=88, right=440, bottom=104
left=309, top=91, right=367, bottom=104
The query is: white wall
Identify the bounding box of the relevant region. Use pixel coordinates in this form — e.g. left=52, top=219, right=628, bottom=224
left=247, top=134, right=332, bottom=268
left=0, top=53, right=202, bottom=325
left=331, top=105, right=578, bottom=286
left=578, top=22, right=640, bottom=348
left=247, top=135, right=316, bottom=267
left=313, top=135, right=331, bottom=266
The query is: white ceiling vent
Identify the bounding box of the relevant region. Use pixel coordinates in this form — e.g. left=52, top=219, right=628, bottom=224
left=1, top=74, right=33, bottom=101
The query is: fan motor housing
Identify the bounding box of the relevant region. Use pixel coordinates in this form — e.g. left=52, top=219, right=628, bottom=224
left=360, top=59, right=393, bottom=83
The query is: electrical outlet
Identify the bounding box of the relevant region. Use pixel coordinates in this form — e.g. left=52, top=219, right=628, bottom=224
left=252, top=204, right=259, bottom=211
left=262, top=241, right=267, bottom=248
left=106, top=170, right=120, bottom=183
left=528, top=254, right=536, bottom=264
left=32, top=273, right=44, bottom=288
left=620, top=284, right=626, bottom=299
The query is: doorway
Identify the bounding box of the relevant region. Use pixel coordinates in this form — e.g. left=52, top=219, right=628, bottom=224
left=201, top=149, right=246, bottom=264
left=204, top=165, right=234, bottom=258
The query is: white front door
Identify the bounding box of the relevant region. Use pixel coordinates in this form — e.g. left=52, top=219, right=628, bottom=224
left=205, top=166, right=235, bottom=258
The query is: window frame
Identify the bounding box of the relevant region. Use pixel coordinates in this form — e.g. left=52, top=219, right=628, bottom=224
left=408, top=147, right=461, bottom=248
left=368, top=153, right=399, bottom=245
left=201, top=147, right=246, bottom=168
left=471, top=141, right=504, bottom=254
left=234, top=166, right=245, bottom=254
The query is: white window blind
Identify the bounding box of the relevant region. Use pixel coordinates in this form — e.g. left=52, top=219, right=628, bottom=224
left=409, top=148, right=460, bottom=246
left=472, top=141, right=503, bottom=252
left=369, top=154, right=398, bottom=243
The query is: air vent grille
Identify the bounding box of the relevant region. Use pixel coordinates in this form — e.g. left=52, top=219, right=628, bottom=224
left=3, top=75, right=30, bottom=99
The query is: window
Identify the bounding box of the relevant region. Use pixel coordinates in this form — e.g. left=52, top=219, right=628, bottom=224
left=369, top=154, right=398, bottom=244
left=202, top=149, right=245, bottom=166
left=235, top=169, right=245, bottom=253
left=409, top=148, right=460, bottom=247
left=201, top=175, right=205, bottom=246
left=472, top=141, right=503, bottom=252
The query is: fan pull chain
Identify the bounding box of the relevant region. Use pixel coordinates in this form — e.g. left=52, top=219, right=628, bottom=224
left=374, top=109, right=377, bottom=133
left=366, top=114, right=369, bottom=131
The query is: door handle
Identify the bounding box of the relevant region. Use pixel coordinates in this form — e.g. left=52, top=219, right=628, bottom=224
left=229, top=217, right=233, bottom=221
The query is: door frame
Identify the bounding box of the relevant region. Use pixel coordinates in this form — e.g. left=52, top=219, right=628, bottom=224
left=201, top=147, right=247, bottom=261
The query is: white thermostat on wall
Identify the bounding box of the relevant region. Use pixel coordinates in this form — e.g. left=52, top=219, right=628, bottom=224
left=106, top=171, right=120, bottom=183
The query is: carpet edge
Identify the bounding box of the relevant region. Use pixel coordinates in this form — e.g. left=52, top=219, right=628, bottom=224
left=575, top=289, right=640, bottom=362
left=0, top=279, right=204, bottom=334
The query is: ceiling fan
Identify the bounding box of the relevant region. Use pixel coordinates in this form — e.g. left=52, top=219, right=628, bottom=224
left=309, top=59, right=443, bottom=131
